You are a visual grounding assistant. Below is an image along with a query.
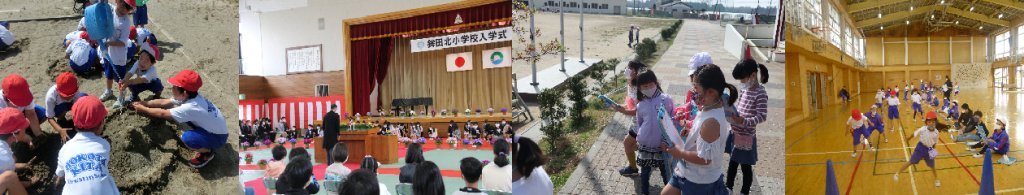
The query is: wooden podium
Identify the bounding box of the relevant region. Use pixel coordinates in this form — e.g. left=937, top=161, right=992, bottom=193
left=313, top=127, right=399, bottom=164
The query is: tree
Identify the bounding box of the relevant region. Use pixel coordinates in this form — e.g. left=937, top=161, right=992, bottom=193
left=512, top=2, right=567, bottom=64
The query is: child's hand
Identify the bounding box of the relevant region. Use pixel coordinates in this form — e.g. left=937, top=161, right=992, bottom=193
left=117, top=80, right=127, bottom=91
left=59, top=128, right=71, bottom=143
left=131, top=102, right=146, bottom=111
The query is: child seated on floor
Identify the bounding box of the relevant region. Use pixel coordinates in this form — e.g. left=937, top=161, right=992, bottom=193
left=324, top=143, right=351, bottom=195
left=64, top=31, right=100, bottom=73
left=44, top=72, right=88, bottom=143
left=954, top=111, right=988, bottom=142
left=54, top=96, right=120, bottom=194
left=116, top=42, right=161, bottom=107
left=940, top=97, right=950, bottom=113
left=968, top=118, right=1010, bottom=158
left=454, top=157, right=485, bottom=195
left=0, top=108, right=38, bottom=192
left=947, top=100, right=960, bottom=121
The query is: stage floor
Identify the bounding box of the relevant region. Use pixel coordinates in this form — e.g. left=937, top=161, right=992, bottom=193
left=785, top=88, right=1024, bottom=194
left=240, top=142, right=501, bottom=194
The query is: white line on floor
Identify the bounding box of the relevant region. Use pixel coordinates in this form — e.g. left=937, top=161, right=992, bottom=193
left=0, top=10, right=20, bottom=13
left=964, top=187, right=1024, bottom=195
left=785, top=143, right=960, bottom=156
left=897, top=118, right=919, bottom=195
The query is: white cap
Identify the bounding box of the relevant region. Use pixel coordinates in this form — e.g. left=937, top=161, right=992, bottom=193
left=688, top=52, right=712, bottom=76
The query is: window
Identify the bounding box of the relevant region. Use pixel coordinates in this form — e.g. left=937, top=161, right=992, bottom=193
left=1017, top=65, right=1024, bottom=88
left=592, top=3, right=597, bottom=9
left=996, top=32, right=1011, bottom=59
left=1017, top=26, right=1024, bottom=54
left=994, top=67, right=1008, bottom=87
left=603, top=4, right=608, bottom=9
left=844, top=26, right=853, bottom=54
left=828, top=4, right=840, bottom=45
left=803, top=0, right=822, bottom=29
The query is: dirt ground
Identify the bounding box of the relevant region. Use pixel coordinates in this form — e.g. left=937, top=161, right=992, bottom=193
left=0, top=0, right=240, bottom=194
left=512, top=12, right=676, bottom=78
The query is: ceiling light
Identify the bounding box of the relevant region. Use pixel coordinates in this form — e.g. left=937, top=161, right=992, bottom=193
left=932, top=14, right=935, bottom=19
left=910, top=6, right=913, bottom=10
left=970, top=7, right=975, bottom=11
left=879, top=13, right=882, bottom=18
left=980, top=26, right=983, bottom=29
left=999, top=14, right=1003, bottom=18
left=941, top=0, right=944, bottom=3
left=907, top=20, right=910, bottom=24
left=881, top=26, right=884, bottom=30
left=955, top=20, right=959, bottom=24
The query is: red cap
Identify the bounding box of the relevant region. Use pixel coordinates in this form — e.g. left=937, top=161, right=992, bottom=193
left=139, top=42, right=159, bottom=60
left=79, top=31, right=91, bottom=42
left=124, top=0, right=137, bottom=9
left=2, top=74, right=33, bottom=107
left=72, top=96, right=107, bottom=129
left=851, top=109, right=862, bottom=120
left=56, top=72, right=79, bottom=98
left=889, top=91, right=896, bottom=96
left=129, top=26, right=138, bottom=41
left=168, top=70, right=203, bottom=92
left=925, top=111, right=937, bottom=120
left=0, top=108, right=29, bottom=134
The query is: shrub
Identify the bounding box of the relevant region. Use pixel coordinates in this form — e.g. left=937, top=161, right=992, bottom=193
left=565, top=75, right=589, bottom=123
left=538, top=87, right=567, bottom=147
left=636, top=38, right=658, bottom=60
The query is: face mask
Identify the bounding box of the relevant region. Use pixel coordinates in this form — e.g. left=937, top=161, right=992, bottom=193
left=738, top=77, right=756, bottom=90
left=625, top=69, right=634, bottom=80
left=927, top=125, right=936, bottom=130
left=642, top=87, right=657, bottom=97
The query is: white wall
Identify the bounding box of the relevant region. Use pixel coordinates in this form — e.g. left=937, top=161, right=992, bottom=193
left=539, top=0, right=627, bottom=15
left=239, top=0, right=463, bottom=76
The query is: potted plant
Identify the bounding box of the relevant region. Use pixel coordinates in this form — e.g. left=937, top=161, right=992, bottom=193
left=303, top=138, right=312, bottom=148
left=447, top=137, right=458, bottom=149
left=441, top=109, right=447, bottom=118
left=434, top=138, right=443, bottom=148
left=241, top=141, right=250, bottom=151
left=263, top=139, right=272, bottom=149
left=473, top=139, right=483, bottom=150
left=431, top=110, right=437, bottom=118
left=453, top=108, right=459, bottom=117
left=244, top=153, right=254, bottom=164
left=420, top=111, right=426, bottom=118
left=481, top=160, right=491, bottom=167
left=416, top=137, right=427, bottom=146
left=355, top=113, right=361, bottom=120
left=462, top=138, right=471, bottom=149
left=276, top=137, right=287, bottom=147
left=399, top=137, right=412, bottom=148
left=400, top=111, right=406, bottom=119
left=466, top=109, right=472, bottom=117
left=501, top=108, right=508, bottom=116
left=487, top=108, right=494, bottom=116
left=257, top=159, right=268, bottom=170
left=475, top=109, right=481, bottom=117
left=289, top=138, right=298, bottom=148
left=390, top=111, right=396, bottom=118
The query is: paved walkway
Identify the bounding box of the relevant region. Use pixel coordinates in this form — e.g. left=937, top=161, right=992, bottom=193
left=559, top=19, right=786, bottom=195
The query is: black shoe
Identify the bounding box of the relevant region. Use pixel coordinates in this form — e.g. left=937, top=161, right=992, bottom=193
left=188, top=152, right=215, bottom=168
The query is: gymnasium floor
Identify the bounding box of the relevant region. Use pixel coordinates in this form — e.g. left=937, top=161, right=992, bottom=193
left=785, top=88, right=1023, bottom=194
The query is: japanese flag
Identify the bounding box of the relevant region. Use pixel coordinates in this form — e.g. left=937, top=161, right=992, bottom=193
left=482, top=47, right=512, bottom=69
left=446, top=51, right=473, bottom=72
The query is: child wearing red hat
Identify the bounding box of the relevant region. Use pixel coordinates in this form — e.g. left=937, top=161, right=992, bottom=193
left=44, top=72, right=89, bottom=143
left=910, top=89, right=924, bottom=121
left=865, top=105, right=888, bottom=144
left=886, top=90, right=901, bottom=132
left=115, top=42, right=161, bottom=108
left=0, top=107, right=29, bottom=194
left=132, top=70, right=228, bottom=168
left=98, top=0, right=136, bottom=107
left=65, top=31, right=100, bottom=73
left=55, top=95, right=119, bottom=194
left=1, top=74, right=48, bottom=145
left=847, top=109, right=872, bottom=157
left=894, top=111, right=941, bottom=187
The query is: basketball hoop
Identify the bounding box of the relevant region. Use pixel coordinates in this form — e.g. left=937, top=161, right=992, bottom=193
left=810, top=27, right=832, bottom=39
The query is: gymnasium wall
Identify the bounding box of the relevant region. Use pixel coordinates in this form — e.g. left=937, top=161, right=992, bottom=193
left=952, top=63, right=994, bottom=89
left=239, top=71, right=347, bottom=100
left=864, top=36, right=985, bottom=66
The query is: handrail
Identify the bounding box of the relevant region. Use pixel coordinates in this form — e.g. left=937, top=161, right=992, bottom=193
left=744, top=39, right=771, bottom=63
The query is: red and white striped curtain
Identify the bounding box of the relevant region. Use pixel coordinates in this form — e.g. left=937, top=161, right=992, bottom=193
left=239, top=100, right=266, bottom=122
left=267, top=95, right=346, bottom=128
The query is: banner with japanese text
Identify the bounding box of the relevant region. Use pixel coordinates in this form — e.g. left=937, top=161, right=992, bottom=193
left=410, top=27, right=511, bottom=53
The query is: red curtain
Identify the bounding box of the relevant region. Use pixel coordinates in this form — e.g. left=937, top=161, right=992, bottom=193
left=351, top=37, right=393, bottom=114
left=350, top=1, right=512, bottom=39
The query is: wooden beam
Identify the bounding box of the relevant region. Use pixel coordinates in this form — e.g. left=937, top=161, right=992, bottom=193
left=856, top=6, right=1009, bottom=28
left=847, top=0, right=909, bottom=13
left=980, top=0, right=1024, bottom=11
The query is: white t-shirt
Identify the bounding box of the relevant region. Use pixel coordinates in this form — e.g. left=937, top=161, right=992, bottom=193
left=170, top=95, right=229, bottom=135
left=136, top=27, right=153, bottom=43
left=78, top=18, right=87, bottom=31
left=0, top=141, right=16, bottom=174
left=913, top=126, right=939, bottom=147
left=65, top=31, right=84, bottom=42
left=511, top=167, right=553, bottom=195
left=480, top=163, right=513, bottom=192
left=0, top=89, right=37, bottom=112
left=44, top=85, right=84, bottom=118
left=912, top=94, right=922, bottom=104
left=66, top=38, right=93, bottom=65
left=847, top=116, right=865, bottom=129
left=0, top=25, right=13, bottom=46
left=379, top=183, right=392, bottom=195
left=55, top=131, right=120, bottom=195
left=127, top=62, right=158, bottom=83
left=875, top=93, right=884, bottom=103
left=106, top=8, right=132, bottom=66
left=887, top=97, right=901, bottom=106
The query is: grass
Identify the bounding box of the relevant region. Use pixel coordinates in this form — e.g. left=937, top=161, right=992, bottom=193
left=539, top=21, right=681, bottom=193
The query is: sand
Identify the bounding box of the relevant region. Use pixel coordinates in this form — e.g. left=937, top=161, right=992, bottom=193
left=0, top=0, right=240, bottom=194
left=512, top=12, right=676, bottom=79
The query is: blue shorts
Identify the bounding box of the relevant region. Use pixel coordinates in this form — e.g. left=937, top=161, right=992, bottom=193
left=874, top=103, right=883, bottom=109
left=908, top=142, right=935, bottom=168
left=0, top=37, right=9, bottom=50
left=912, top=103, right=923, bottom=113
left=104, top=62, right=126, bottom=81
left=182, top=127, right=229, bottom=150
left=48, top=92, right=88, bottom=118
left=852, top=126, right=870, bottom=145
left=31, top=105, right=45, bottom=124
left=887, top=106, right=899, bottom=119
left=127, top=78, right=164, bottom=96
left=668, top=174, right=730, bottom=194
left=70, top=49, right=98, bottom=72
left=145, top=35, right=158, bottom=45
left=133, top=4, right=148, bottom=26
left=126, top=42, right=138, bottom=57
left=869, top=123, right=884, bottom=134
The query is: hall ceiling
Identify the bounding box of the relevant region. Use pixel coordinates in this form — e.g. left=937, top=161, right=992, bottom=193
left=843, top=0, right=1024, bottom=35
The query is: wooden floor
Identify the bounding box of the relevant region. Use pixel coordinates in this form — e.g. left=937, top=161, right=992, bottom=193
left=785, top=88, right=1024, bottom=195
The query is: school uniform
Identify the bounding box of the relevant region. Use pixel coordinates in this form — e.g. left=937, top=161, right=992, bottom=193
left=908, top=126, right=939, bottom=168
left=171, top=94, right=229, bottom=151
left=911, top=94, right=923, bottom=114
left=886, top=97, right=900, bottom=120
left=56, top=131, right=120, bottom=195
left=43, top=85, right=87, bottom=120
left=125, top=63, right=162, bottom=99
left=874, top=93, right=884, bottom=109
left=848, top=115, right=870, bottom=145
left=0, top=25, right=13, bottom=50
left=865, top=111, right=884, bottom=134
left=101, top=10, right=133, bottom=82
left=0, top=89, right=47, bottom=126
left=948, top=105, right=959, bottom=120
left=66, top=38, right=98, bottom=73
left=136, top=27, right=157, bottom=45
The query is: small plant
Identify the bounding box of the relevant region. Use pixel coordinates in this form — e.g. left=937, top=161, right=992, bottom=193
left=441, top=109, right=447, bottom=116
left=303, top=138, right=311, bottom=147
left=501, top=108, right=508, bottom=115
left=431, top=110, right=437, bottom=117
left=481, top=160, right=491, bottom=167
left=636, top=38, right=657, bottom=60
left=276, top=137, right=287, bottom=146
left=288, top=138, right=298, bottom=147
left=244, top=153, right=254, bottom=164
left=416, top=137, right=427, bottom=144
left=465, top=109, right=472, bottom=116
left=257, top=159, right=268, bottom=166
left=435, top=138, right=443, bottom=146
left=487, top=108, right=494, bottom=114
left=241, top=141, right=250, bottom=151
left=253, top=140, right=263, bottom=148
left=263, top=139, right=272, bottom=147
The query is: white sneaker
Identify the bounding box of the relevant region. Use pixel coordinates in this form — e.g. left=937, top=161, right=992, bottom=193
left=99, top=89, right=114, bottom=101
left=935, top=180, right=940, bottom=187
left=951, top=134, right=956, bottom=141
left=112, top=96, right=124, bottom=109
left=864, top=139, right=869, bottom=145
left=872, top=147, right=877, bottom=152
left=894, top=173, right=899, bottom=181
left=966, top=148, right=976, bottom=152
left=885, top=138, right=889, bottom=143
left=974, top=154, right=984, bottom=158
left=914, top=118, right=917, bottom=122
left=852, top=152, right=857, bottom=157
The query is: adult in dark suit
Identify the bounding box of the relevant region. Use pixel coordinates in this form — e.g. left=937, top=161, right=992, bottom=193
left=322, top=104, right=341, bottom=165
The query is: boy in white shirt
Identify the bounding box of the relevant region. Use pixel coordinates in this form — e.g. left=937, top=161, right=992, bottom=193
left=131, top=70, right=228, bottom=168
left=65, top=31, right=100, bottom=73
left=874, top=89, right=885, bottom=115
left=910, top=90, right=923, bottom=121
left=99, top=0, right=136, bottom=108
left=1, top=74, right=47, bottom=145
left=847, top=109, right=872, bottom=157
left=893, top=111, right=941, bottom=187
left=115, top=42, right=161, bottom=107
left=886, top=91, right=901, bottom=131
left=55, top=95, right=120, bottom=194
left=0, top=108, right=29, bottom=194
left=45, top=72, right=89, bottom=143
left=135, top=27, right=157, bottom=45
left=0, top=21, right=13, bottom=51
left=453, top=157, right=485, bottom=195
